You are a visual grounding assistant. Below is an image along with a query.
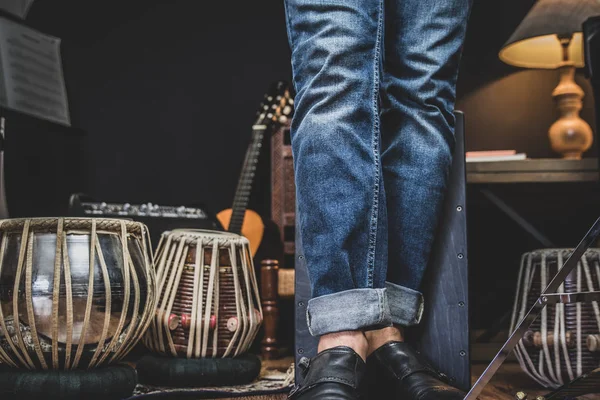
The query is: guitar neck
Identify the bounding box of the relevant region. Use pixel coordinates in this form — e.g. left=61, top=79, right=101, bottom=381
left=228, top=127, right=266, bottom=234
left=228, top=81, right=292, bottom=235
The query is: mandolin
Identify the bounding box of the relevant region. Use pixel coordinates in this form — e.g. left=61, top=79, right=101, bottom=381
left=217, top=81, right=293, bottom=256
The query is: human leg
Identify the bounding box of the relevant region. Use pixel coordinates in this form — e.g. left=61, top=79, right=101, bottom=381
left=284, top=0, right=390, bottom=340
left=379, top=0, right=472, bottom=330
left=364, top=0, right=472, bottom=398
left=284, top=0, right=391, bottom=397
left=366, top=0, right=471, bottom=357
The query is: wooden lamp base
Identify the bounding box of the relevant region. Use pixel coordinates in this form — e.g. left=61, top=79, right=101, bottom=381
left=548, top=63, right=593, bottom=159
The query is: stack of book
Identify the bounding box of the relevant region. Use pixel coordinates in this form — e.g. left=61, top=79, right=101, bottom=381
left=465, top=150, right=527, bottom=163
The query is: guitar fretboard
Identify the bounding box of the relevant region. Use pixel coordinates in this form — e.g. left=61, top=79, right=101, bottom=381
left=228, top=128, right=265, bottom=234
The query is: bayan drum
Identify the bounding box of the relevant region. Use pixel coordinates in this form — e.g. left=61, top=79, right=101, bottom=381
left=144, top=229, right=262, bottom=358
left=511, top=248, right=600, bottom=389
left=0, top=217, right=156, bottom=370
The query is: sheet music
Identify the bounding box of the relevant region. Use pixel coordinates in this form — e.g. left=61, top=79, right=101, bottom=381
left=0, top=17, right=70, bottom=125
left=0, top=0, right=35, bottom=19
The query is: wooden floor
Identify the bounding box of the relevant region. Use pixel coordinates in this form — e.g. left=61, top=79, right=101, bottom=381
left=470, top=363, right=600, bottom=400
left=472, top=363, right=556, bottom=399
left=260, top=359, right=600, bottom=400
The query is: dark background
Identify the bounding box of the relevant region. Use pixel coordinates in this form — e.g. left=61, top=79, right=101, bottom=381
left=4, top=0, right=600, bottom=330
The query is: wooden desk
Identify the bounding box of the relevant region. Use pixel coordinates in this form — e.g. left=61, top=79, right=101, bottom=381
left=467, top=158, right=599, bottom=184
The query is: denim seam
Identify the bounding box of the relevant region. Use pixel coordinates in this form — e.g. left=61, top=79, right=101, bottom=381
left=283, top=0, right=295, bottom=52
left=366, top=0, right=385, bottom=289
left=306, top=305, right=313, bottom=336
left=283, top=0, right=298, bottom=94
left=377, top=289, right=385, bottom=325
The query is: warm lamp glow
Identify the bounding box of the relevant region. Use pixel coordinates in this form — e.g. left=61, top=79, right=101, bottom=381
left=499, top=32, right=584, bottom=68
left=498, top=0, right=600, bottom=159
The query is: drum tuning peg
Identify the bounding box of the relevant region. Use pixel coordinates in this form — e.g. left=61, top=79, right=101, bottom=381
left=168, top=314, right=180, bottom=331
left=587, top=334, right=600, bottom=352
left=181, top=314, right=190, bottom=329
left=227, top=317, right=238, bottom=332
left=181, top=314, right=216, bottom=330
left=516, top=391, right=528, bottom=400
left=254, top=308, right=262, bottom=324
left=523, top=330, right=573, bottom=349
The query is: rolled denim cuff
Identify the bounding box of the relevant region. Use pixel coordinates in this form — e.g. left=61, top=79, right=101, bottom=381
left=386, top=282, right=424, bottom=327
left=306, top=288, right=392, bottom=336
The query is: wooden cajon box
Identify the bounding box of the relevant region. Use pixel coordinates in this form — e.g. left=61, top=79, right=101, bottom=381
left=293, top=112, right=470, bottom=391
left=271, top=121, right=296, bottom=267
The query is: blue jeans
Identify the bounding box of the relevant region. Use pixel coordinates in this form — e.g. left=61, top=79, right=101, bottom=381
left=284, top=0, right=471, bottom=336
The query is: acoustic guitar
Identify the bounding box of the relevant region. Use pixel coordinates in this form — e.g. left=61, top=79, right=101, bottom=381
left=217, top=81, right=293, bottom=256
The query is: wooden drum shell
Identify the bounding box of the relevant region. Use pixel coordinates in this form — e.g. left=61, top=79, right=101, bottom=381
left=144, top=230, right=262, bottom=358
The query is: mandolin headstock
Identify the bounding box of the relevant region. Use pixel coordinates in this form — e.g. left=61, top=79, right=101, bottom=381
left=254, top=81, right=294, bottom=129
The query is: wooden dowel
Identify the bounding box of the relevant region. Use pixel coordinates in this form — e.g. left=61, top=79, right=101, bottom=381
left=523, top=330, right=574, bottom=348
left=588, top=334, right=600, bottom=352
left=261, top=259, right=279, bottom=360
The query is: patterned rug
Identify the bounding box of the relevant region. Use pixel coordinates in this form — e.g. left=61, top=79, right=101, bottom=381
left=127, top=363, right=294, bottom=399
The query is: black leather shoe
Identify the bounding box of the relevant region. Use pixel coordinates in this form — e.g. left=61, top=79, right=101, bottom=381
left=366, top=341, right=465, bottom=400
left=288, top=346, right=366, bottom=400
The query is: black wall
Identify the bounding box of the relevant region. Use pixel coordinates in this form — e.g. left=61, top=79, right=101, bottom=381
left=9, top=0, right=596, bottom=218
left=11, top=0, right=292, bottom=217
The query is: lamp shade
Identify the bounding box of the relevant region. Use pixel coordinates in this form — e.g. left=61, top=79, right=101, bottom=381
left=500, top=0, right=600, bottom=69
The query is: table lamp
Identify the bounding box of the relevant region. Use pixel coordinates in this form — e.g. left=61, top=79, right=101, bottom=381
left=499, top=0, right=600, bottom=159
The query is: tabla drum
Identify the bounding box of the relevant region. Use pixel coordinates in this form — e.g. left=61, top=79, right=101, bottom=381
left=0, top=218, right=156, bottom=370
left=511, top=248, right=600, bottom=389
left=144, top=229, right=263, bottom=358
